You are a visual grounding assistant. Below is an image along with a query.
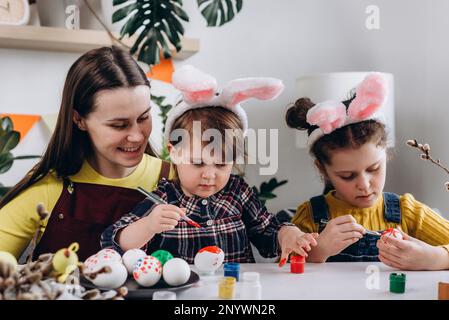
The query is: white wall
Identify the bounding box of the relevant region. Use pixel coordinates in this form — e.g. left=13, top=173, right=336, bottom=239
left=1, top=0, right=448, bottom=217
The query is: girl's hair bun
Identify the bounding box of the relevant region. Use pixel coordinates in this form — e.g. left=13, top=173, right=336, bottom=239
left=285, top=97, right=315, bottom=130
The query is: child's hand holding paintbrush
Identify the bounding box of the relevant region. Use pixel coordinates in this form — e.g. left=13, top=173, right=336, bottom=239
left=117, top=187, right=201, bottom=252
left=137, top=187, right=201, bottom=229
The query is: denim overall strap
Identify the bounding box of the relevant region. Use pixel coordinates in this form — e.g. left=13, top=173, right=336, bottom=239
left=383, top=192, right=402, bottom=223
left=310, top=195, right=330, bottom=232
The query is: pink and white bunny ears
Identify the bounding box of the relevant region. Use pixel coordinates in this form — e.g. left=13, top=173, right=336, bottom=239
left=164, top=65, right=284, bottom=142
left=306, top=73, right=387, bottom=148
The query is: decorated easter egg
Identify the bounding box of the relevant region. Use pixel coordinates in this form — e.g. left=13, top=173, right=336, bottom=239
left=382, top=228, right=403, bottom=240
left=194, top=246, right=224, bottom=275
left=122, top=249, right=147, bottom=274
left=150, top=249, right=173, bottom=266
left=0, top=251, right=18, bottom=269
left=89, top=261, right=128, bottom=289
left=95, top=248, right=122, bottom=263
left=163, top=258, right=190, bottom=286
left=84, top=253, right=102, bottom=273
left=84, top=248, right=122, bottom=273
left=133, top=256, right=162, bottom=287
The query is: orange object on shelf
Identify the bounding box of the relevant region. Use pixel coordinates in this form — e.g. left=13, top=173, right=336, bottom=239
left=0, top=113, right=41, bottom=141
left=146, top=58, right=174, bottom=84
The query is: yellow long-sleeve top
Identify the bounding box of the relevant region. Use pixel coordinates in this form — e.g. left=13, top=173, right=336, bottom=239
left=291, top=192, right=449, bottom=252
left=0, top=154, right=172, bottom=259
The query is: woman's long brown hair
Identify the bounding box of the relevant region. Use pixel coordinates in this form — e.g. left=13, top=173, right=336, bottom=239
left=0, top=46, right=154, bottom=208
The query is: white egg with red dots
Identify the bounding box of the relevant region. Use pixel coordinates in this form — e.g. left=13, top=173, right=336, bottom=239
left=88, top=261, right=128, bottom=289
left=382, top=228, right=403, bottom=240
left=122, top=249, right=147, bottom=274
left=163, top=257, right=191, bottom=286
left=133, top=256, right=162, bottom=287
left=83, top=248, right=122, bottom=273
left=95, top=248, right=122, bottom=262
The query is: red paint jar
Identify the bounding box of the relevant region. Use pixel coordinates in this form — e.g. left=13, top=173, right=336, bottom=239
left=290, top=255, right=305, bottom=274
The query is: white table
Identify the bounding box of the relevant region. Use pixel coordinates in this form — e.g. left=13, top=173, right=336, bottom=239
left=177, top=262, right=449, bottom=300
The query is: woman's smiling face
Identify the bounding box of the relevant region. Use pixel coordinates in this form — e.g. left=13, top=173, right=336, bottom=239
left=74, top=85, right=152, bottom=178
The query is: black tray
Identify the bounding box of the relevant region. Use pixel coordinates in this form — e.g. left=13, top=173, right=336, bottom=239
left=81, top=271, right=200, bottom=299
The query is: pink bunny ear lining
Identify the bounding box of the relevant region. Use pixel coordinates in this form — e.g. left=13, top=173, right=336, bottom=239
left=183, top=89, right=216, bottom=104
left=227, top=84, right=284, bottom=107
left=348, top=73, right=387, bottom=120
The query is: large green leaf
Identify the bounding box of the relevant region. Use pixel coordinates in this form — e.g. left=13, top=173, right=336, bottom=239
left=113, top=0, right=129, bottom=5
left=0, top=152, right=14, bottom=174
left=0, top=116, right=13, bottom=132
left=113, top=0, right=189, bottom=66
left=0, top=131, right=20, bottom=155
left=197, top=0, right=243, bottom=27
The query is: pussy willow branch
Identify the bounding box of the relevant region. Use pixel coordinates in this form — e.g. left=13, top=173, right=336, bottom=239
left=406, top=139, right=449, bottom=191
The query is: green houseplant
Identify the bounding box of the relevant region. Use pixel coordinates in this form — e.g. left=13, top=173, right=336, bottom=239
left=111, top=0, right=243, bottom=65
left=0, top=116, right=40, bottom=198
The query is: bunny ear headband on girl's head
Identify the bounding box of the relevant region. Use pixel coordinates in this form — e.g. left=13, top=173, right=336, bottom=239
left=164, top=65, right=285, bottom=142
left=306, top=72, right=388, bottom=149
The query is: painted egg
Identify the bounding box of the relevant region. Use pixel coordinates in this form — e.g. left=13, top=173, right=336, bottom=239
left=133, top=256, right=162, bottom=287
left=83, top=248, right=122, bottom=273
left=122, top=249, right=147, bottom=274
left=150, top=249, right=173, bottom=266
left=163, top=258, right=190, bottom=286
left=84, top=253, right=102, bottom=273
left=382, top=228, right=403, bottom=240
left=194, top=246, right=224, bottom=275
left=88, top=261, right=128, bottom=289
left=95, top=248, right=122, bottom=263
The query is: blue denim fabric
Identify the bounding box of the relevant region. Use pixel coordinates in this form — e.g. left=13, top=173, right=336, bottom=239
left=310, top=192, right=401, bottom=262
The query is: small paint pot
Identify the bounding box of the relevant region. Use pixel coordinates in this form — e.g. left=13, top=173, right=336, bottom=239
left=152, top=291, right=176, bottom=300
left=438, top=282, right=449, bottom=300
left=389, top=273, right=406, bottom=293
left=290, top=255, right=305, bottom=274
left=218, top=277, right=236, bottom=299
left=223, top=262, right=240, bottom=281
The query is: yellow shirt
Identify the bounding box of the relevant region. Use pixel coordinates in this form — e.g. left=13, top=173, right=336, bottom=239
left=292, top=192, right=449, bottom=252
left=0, top=154, right=173, bottom=258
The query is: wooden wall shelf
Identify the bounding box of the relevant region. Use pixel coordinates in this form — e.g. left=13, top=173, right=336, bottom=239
left=0, top=25, right=199, bottom=59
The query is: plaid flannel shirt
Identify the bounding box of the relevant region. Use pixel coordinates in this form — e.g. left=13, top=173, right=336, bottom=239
left=101, top=174, right=293, bottom=263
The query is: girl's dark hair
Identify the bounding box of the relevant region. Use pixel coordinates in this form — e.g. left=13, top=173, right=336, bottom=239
left=285, top=96, right=387, bottom=193
left=0, top=46, right=153, bottom=208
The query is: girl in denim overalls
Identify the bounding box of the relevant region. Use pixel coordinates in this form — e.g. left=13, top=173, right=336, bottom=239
left=287, top=73, right=449, bottom=270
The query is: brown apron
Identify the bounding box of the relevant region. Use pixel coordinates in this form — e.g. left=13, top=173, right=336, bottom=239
left=33, top=161, right=170, bottom=261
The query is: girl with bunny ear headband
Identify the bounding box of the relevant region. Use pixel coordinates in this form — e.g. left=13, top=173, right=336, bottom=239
left=164, top=64, right=285, bottom=143
left=101, top=65, right=319, bottom=265
left=286, top=73, right=449, bottom=270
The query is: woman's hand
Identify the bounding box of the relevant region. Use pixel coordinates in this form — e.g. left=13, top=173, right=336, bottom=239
left=377, top=230, right=449, bottom=270
left=277, top=225, right=318, bottom=264
left=314, top=215, right=366, bottom=260
left=145, top=204, right=186, bottom=234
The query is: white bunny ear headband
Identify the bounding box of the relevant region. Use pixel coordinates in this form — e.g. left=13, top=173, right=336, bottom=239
left=306, top=73, right=388, bottom=149
left=164, top=65, right=285, bottom=143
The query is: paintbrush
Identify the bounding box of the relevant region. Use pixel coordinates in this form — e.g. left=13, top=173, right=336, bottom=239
left=320, top=219, right=381, bottom=236
left=137, top=187, right=201, bottom=228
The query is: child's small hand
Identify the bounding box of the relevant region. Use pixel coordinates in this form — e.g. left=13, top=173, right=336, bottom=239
left=145, top=204, right=186, bottom=234
left=377, top=230, right=449, bottom=270
left=278, top=225, right=318, bottom=264
left=318, top=215, right=365, bottom=258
